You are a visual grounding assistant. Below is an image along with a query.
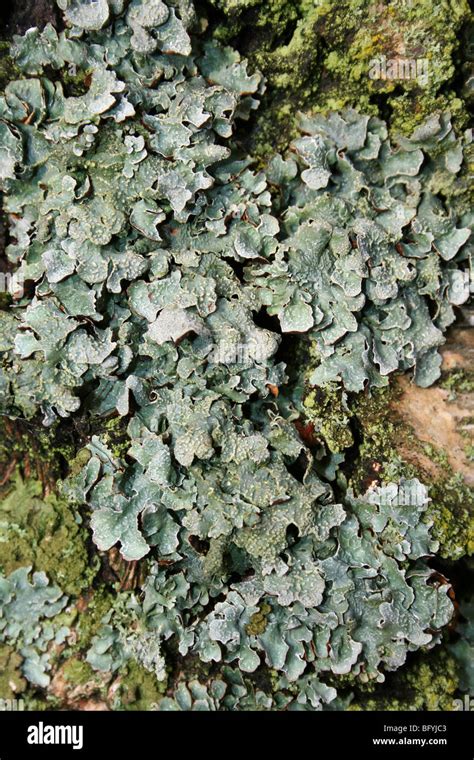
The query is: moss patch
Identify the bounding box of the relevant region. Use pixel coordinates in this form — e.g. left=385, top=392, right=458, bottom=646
left=117, top=660, right=167, bottom=711
left=440, top=369, right=474, bottom=399
left=0, top=645, right=27, bottom=698
left=0, top=472, right=97, bottom=596
left=0, top=41, right=20, bottom=93
left=62, top=657, right=96, bottom=687
left=303, top=384, right=354, bottom=453
left=92, top=416, right=131, bottom=461
left=206, top=0, right=472, bottom=159
left=428, top=474, right=474, bottom=560
left=73, top=585, right=118, bottom=652
left=348, top=649, right=460, bottom=711
left=246, top=601, right=271, bottom=636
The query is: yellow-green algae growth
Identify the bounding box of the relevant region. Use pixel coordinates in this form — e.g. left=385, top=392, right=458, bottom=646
left=346, top=649, right=460, bottom=711
left=207, top=0, right=472, bottom=158
left=116, top=660, right=168, bottom=711
left=0, top=644, right=27, bottom=699
left=0, top=472, right=97, bottom=596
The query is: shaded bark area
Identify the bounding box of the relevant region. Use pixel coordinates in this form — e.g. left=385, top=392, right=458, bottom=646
left=0, top=0, right=60, bottom=37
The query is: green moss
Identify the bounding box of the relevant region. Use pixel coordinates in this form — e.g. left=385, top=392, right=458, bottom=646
left=93, top=415, right=130, bottom=461
left=0, top=41, right=21, bottom=93
left=300, top=357, right=473, bottom=562
left=67, top=447, right=92, bottom=477
left=348, top=649, right=460, bottom=711
left=440, top=369, right=474, bottom=399
left=62, top=657, right=96, bottom=686
left=324, top=668, right=380, bottom=693
left=428, top=474, right=474, bottom=560
left=246, top=601, right=271, bottom=636
left=0, top=645, right=27, bottom=698
left=350, top=393, right=473, bottom=561
left=299, top=345, right=417, bottom=489
left=118, top=660, right=167, bottom=711
left=22, top=693, right=62, bottom=711
left=303, top=384, right=353, bottom=453
left=422, top=443, right=451, bottom=470
left=347, top=385, right=416, bottom=492
left=207, top=0, right=472, bottom=159
left=0, top=472, right=97, bottom=596
left=74, top=585, right=117, bottom=651
left=60, top=67, right=91, bottom=97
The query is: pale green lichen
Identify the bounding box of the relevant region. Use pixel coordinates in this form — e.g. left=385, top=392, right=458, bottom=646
left=0, top=566, right=69, bottom=688
left=0, top=0, right=471, bottom=711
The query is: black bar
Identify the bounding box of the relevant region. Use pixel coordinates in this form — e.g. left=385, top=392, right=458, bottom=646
left=0, top=709, right=471, bottom=758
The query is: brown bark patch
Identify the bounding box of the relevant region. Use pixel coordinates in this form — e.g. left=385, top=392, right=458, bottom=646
left=392, top=326, right=474, bottom=484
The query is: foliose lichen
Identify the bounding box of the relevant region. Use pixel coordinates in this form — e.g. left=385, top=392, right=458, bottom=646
left=0, top=0, right=471, bottom=710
